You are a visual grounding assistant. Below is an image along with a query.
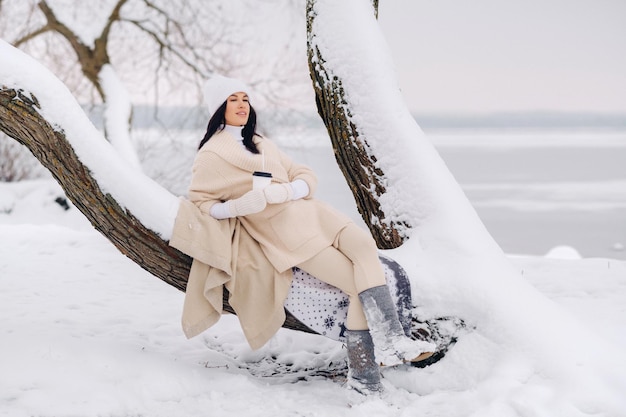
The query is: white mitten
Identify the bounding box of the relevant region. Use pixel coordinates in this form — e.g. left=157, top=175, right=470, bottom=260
left=263, top=183, right=294, bottom=204
left=290, top=179, right=310, bottom=200
left=209, top=201, right=231, bottom=220
left=228, top=189, right=267, bottom=217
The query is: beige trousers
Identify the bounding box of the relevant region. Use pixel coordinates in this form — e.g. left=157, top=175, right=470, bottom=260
left=296, top=223, right=386, bottom=330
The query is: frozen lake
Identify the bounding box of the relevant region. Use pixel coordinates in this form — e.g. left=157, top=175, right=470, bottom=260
left=437, top=132, right=626, bottom=260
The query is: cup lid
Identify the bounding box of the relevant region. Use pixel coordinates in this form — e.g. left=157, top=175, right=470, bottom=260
left=252, top=171, right=272, bottom=178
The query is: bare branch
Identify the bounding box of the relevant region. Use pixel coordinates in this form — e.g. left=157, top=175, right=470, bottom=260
left=119, top=0, right=224, bottom=79
left=37, top=1, right=89, bottom=53
left=37, top=0, right=107, bottom=98
left=12, top=24, right=51, bottom=47
left=100, top=0, right=130, bottom=42
left=124, top=19, right=209, bottom=78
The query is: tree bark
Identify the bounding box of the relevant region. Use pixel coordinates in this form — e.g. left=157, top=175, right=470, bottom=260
left=306, top=0, right=406, bottom=249
left=0, top=86, right=315, bottom=335
left=372, top=0, right=378, bottom=18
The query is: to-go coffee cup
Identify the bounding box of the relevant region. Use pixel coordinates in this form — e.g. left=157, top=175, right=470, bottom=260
left=252, top=171, right=272, bottom=190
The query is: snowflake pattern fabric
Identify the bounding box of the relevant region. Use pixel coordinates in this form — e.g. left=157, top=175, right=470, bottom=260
left=284, top=254, right=413, bottom=342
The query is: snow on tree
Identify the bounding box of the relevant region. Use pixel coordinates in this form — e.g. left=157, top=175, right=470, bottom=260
left=306, top=0, right=625, bottom=413
left=1, top=0, right=626, bottom=414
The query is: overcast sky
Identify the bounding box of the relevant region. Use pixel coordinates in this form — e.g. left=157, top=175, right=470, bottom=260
left=377, top=0, right=626, bottom=114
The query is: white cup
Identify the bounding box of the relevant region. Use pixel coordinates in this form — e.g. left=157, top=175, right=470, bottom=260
left=252, top=171, right=272, bottom=190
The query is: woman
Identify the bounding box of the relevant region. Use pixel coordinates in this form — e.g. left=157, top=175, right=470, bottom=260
left=182, top=75, right=433, bottom=395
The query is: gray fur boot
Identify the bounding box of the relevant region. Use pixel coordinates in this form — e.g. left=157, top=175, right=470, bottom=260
left=358, top=285, right=436, bottom=366
left=345, top=329, right=383, bottom=395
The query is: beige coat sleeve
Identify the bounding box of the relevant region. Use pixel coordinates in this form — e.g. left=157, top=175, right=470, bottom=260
left=187, top=151, right=232, bottom=214
left=276, top=146, right=318, bottom=199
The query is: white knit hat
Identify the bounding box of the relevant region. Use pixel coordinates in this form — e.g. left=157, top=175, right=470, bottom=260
left=203, top=74, right=252, bottom=116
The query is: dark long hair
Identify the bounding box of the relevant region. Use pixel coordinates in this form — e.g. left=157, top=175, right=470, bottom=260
left=198, top=101, right=260, bottom=153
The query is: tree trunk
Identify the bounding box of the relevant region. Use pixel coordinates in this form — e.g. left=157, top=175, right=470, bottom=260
left=0, top=86, right=315, bottom=335
left=306, top=0, right=405, bottom=249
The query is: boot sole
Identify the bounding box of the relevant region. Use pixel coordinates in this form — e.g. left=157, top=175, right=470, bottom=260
left=410, top=336, right=457, bottom=368
left=379, top=351, right=436, bottom=368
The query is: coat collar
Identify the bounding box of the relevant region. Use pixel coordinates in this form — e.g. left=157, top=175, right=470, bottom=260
left=200, top=131, right=288, bottom=182
left=201, top=130, right=262, bottom=174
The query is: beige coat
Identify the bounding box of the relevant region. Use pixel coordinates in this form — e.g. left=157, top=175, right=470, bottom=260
left=188, top=130, right=352, bottom=273
left=169, top=198, right=293, bottom=350
left=170, top=131, right=352, bottom=349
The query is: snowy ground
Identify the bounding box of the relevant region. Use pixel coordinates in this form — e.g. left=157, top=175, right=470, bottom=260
left=1, top=132, right=625, bottom=416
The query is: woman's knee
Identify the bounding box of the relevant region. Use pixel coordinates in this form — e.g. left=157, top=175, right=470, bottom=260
left=335, top=224, right=378, bottom=255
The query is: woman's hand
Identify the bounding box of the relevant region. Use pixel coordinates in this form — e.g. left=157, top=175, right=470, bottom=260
left=263, top=183, right=294, bottom=204
left=228, top=189, right=267, bottom=216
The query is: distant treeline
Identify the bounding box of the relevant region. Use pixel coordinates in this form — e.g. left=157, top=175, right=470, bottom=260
left=83, top=105, right=626, bottom=131
left=414, top=112, right=626, bottom=129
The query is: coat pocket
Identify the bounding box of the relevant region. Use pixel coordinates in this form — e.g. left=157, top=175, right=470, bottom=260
left=267, top=201, right=319, bottom=250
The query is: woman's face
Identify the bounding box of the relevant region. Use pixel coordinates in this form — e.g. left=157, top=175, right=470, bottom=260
left=224, top=92, right=250, bottom=126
